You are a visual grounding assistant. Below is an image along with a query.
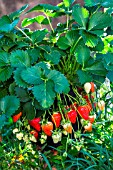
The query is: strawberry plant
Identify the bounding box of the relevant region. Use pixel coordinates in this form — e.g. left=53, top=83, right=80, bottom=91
left=0, top=0, right=113, bottom=169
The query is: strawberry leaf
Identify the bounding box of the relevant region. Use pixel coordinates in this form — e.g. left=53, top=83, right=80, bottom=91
left=21, top=66, right=43, bottom=85
left=75, top=45, right=90, bottom=67
left=48, top=70, right=70, bottom=94
left=14, top=68, right=28, bottom=88
left=33, top=80, right=55, bottom=108
left=44, top=50, right=61, bottom=64
left=23, top=101, right=36, bottom=120
left=77, top=70, right=92, bottom=84
left=10, top=50, right=31, bottom=68
left=0, top=96, right=20, bottom=117
left=88, top=12, right=112, bottom=31
left=72, top=5, right=89, bottom=29
left=0, top=67, right=13, bottom=82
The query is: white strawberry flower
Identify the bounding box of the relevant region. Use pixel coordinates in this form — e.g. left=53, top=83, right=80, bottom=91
left=29, top=135, right=37, bottom=142
left=13, top=128, right=19, bottom=134
left=23, top=135, right=29, bottom=143
left=16, top=132, right=23, bottom=140
left=32, top=150, right=36, bottom=155
left=27, top=144, right=32, bottom=150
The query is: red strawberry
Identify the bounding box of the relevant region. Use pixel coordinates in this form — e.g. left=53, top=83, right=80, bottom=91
left=66, top=110, right=77, bottom=124
left=77, top=105, right=90, bottom=120
left=42, top=121, right=53, bottom=136
left=51, top=112, right=61, bottom=128
left=29, top=118, right=41, bottom=132
left=30, top=130, right=38, bottom=139
left=13, top=112, right=22, bottom=122
left=90, top=82, right=95, bottom=93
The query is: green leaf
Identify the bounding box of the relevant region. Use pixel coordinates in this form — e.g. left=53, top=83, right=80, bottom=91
left=44, top=50, right=61, bottom=64
left=27, top=48, right=40, bottom=64
left=85, top=1, right=113, bottom=8
left=63, top=0, right=74, bottom=7
left=0, top=52, right=10, bottom=67
left=89, top=30, right=104, bottom=36
left=0, top=87, right=7, bottom=98
left=0, top=16, right=19, bottom=33
left=92, top=75, right=105, bottom=87
left=22, top=15, right=49, bottom=27
left=66, top=30, right=80, bottom=47
left=22, top=18, right=35, bottom=27
left=106, top=7, right=113, bottom=15
left=80, top=30, right=99, bottom=48
left=15, top=87, right=30, bottom=102
left=84, top=0, right=100, bottom=7
left=14, top=68, right=28, bottom=88
left=26, top=4, right=60, bottom=13
left=40, top=153, right=52, bottom=170
left=9, top=82, right=16, bottom=95
left=21, top=66, right=43, bottom=85
left=34, top=15, right=49, bottom=24
left=103, top=53, right=113, bottom=71
left=107, top=71, right=113, bottom=82
left=33, top=80, right=56, bottom=108
left=77, top=70, right=92, bottom=84
left=23, top=101, right=36, bottom=120
left=92, top=38, right=104, bottom=51
left=31, top=29, right=48, bottom=43
left=34, top=100, right=46, bottom=111
left=36, top=61, right=50, bottom=74
left=0, top=67, right=13, bottom=82
left=9, top=4, right=29, bottom=20
left=101, top=0, right=113, bottom=8
left=46, top=11, right=65, bottom=18
left=10, top=50, right=30, bottom=68
left=47, top=70, right=70, bottom=94
left=72, top=5, right=89, bottom=29
left=57, top=36, right=70, bottom=50
left=85, top=62, right=107, bottom=76
left=88, top=12, right=112, bottom=31
left=0, top=96, right=20, bottom=116
left=111, top=17, right=113, bottom=30
left=74, top=45, right=90, bottom=67
left=0, top=114, right=6, bottom=130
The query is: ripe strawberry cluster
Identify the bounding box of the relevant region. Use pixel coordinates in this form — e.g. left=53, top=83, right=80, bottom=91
left=10, top=82, right=105, bottom=144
